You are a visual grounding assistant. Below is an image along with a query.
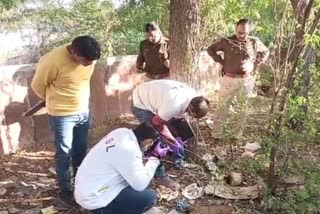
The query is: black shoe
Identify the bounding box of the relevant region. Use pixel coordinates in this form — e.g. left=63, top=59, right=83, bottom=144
left=55, top=191, right=77, bottom=208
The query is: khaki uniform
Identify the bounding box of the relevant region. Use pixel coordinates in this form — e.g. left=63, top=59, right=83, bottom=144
left=207, top=35, right=269, bottom=138
left=136, top=37, right=170, bottom=81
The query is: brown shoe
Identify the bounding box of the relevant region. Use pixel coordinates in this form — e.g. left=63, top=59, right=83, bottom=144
left=154, top=176, right=180, bottom=190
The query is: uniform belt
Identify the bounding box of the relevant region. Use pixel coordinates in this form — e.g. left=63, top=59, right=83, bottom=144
left=146, top=73, right=170, bottom=79
left=224, top=73, right=250, bottom=78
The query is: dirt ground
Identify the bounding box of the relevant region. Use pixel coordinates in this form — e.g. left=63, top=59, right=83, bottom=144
left=0, top=96, right=319, bottom=214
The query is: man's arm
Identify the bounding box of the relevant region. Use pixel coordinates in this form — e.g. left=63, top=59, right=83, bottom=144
left=136, top=41, right=145, bottom=73
left=207, top=39, right=226, bottom=65
left=255, top=38, right=270, bottom=66
left=152, top=115, right=175, bottom=142
left=31, top=58, right=58, bottom=99
left=114, top=147, right=160, bottom=191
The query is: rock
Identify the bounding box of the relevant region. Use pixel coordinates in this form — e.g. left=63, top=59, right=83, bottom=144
left=0, top=211, right=9, bottom=214
left=0, top=187, right=7, bottom=196
left=182, top=183, right=204, bottom=200
left=244, top=142, right=261, bottom=153
left=206, top=161, right=217, bottom=172
left=205, top=181, right=261, bottom=200
left=284, top=176, right=305, bottom=185
left=8, top=207, right=19, bottom=214
left=227, top=172, right=242, bottom=186
left=240, top=151, right=255, bottom=159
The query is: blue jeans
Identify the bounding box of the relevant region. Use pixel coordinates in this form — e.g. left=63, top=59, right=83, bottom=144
left=131, top=105, right=185, bottom=175
left=91, top=186, right=156, bottom=214
left=49, top=111, right=89, bottom=194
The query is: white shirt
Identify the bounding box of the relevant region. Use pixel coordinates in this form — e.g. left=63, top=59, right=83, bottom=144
left=132, top=80, right=199, bottom=121
left=74, top=128, right=160, bottom=210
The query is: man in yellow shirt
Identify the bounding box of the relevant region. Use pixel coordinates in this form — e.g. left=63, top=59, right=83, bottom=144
left=31, top=36, right=101, bottom=207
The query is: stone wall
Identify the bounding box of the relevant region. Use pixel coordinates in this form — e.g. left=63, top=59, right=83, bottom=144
left=0, top=53, right=221, bottom=155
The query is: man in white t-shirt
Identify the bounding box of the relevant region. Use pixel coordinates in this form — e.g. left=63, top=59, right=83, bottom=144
left=74, top=123, right=170, bottom=214
left=131, top=80, right=210, bottom=190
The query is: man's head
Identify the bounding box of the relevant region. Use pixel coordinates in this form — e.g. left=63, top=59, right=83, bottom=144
left=235, top=18, right=253, bottom=42
left=69, top=36, right=101, bottom=66
left=145, top=22, right=162, bottom=43
left=187, top=96, right=210, bottom=119
left=133, top=123, right=161, bottom=151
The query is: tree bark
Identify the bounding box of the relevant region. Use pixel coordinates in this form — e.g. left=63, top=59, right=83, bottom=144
left=169, top=0, right=200, bottom=85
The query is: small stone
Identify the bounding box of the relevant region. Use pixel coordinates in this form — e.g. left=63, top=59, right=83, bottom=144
left=227, top=172, right=242, bottom=186
left=0, top=187, right=7, bottom=196
left=0, top=211, right=9, bottom=214
left=244, top=142, right=261, bottom=153
left=206, top=161, right=217, bottom=172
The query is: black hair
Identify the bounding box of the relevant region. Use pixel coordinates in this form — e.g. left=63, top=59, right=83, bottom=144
left=189, top=96, right=210, bottom=114
left=145, top=22, right=159, bottom=32
left=236, top=18, right=253, bottom=27
left=71, top=36, right=101, bottom=61
left=133, top=123, right=160, bottom=143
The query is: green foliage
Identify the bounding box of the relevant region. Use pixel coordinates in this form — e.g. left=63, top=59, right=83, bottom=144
left=0, top=0, right=24, bottom=10
left=265, top=170, right=320, bottom=213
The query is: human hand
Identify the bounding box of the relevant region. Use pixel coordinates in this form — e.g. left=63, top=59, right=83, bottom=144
left=169, top=137, right=184, bottom=155
left=151, top=141, right=171, bottom=159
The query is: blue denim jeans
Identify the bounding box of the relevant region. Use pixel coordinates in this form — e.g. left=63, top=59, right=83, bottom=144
left=131, top=105, right=185, bottom=175
left=49, top=111, right=89, bottom=194
left=91, top=186, right=156, bottom=214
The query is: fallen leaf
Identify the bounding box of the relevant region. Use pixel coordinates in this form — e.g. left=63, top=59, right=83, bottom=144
left=244, top=142, right=261, bottom=153
left=284, top=176, right=305, bottom=185
left=201, top=153, right=213, bottom=162
left=182, top=183, right=204, bottom=200
left=157, top=186, right=179, bottom=201
left=0, top=187, right=7, bottom=196
left=204, top=181, right=261, bottom=200
left=41, top=206, right=58, bottom=214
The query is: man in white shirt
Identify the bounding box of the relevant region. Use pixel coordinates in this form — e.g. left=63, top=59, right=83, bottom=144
left=74, top=123, right=170, bottom=214
left=131, top=80, right=210, bottom=190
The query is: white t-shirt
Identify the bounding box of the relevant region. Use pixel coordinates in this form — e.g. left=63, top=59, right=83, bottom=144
left=132, top=80, right=199, bottom=121
left=74, top=128, right=160, bottom=210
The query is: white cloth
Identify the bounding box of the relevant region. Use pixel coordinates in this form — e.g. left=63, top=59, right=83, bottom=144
left=74, top=128, right=160, bottom=210
left=132, top=80, right=199, bottom=121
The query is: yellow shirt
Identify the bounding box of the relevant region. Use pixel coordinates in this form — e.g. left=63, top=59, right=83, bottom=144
left=31, top=45, right=95, bottom=116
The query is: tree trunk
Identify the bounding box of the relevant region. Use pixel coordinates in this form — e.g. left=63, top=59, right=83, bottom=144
left=169, top=0, right=200, bottom=86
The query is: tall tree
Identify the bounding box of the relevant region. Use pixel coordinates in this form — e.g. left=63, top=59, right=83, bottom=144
left=169, top=0, right=200, bottom=85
